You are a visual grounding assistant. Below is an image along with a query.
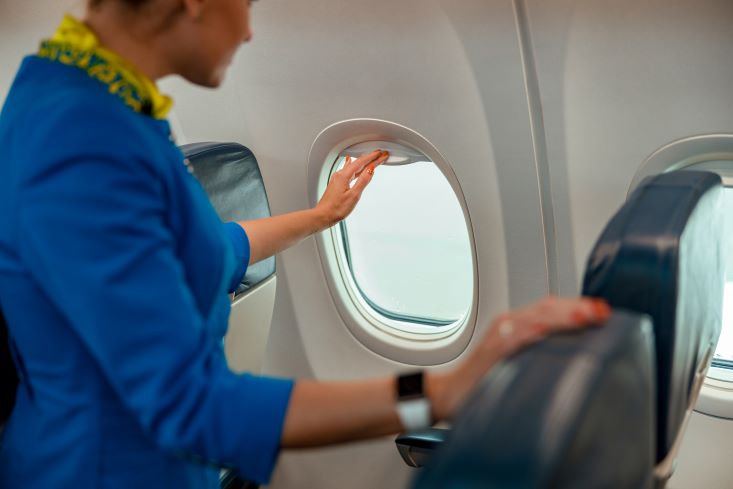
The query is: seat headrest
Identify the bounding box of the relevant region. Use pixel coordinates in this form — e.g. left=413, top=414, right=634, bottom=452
left=180, top=142, right=275, bottom=294
left=582, top=170, right=725, bottom=461
left=414, top=311, right=655, bottom=489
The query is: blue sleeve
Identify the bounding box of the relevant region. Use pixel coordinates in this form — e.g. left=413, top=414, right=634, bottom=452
left=222, top=222, right=250, bottom=293
left=16, top=145, right=292, bottom=483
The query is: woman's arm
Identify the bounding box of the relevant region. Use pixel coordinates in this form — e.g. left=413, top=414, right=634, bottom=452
left=237, top=150, right=389, bottom=264
left=279, top=296, right=611, bottom=448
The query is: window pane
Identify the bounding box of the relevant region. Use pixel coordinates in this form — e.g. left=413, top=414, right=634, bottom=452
left=715, top=283, right=733, bottom=368
left=714, top=187, right=733, bottom=369
left=336, top=150, right=473, bottom=326
left=716, top=282, right=733, bottom=362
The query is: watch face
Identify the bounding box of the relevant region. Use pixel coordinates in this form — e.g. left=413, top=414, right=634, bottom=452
left=398, top=371, right=424, bottom=400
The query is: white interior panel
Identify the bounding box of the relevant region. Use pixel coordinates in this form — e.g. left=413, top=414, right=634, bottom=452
left=0, top=2, right=75, bottom=106
left=162, top=0, right=527, bottom=377
left=3, top=1, right=733, bottom=488
left=526, top=0, right=733, bottom=287
left=225, top=277, right=277, bottom=375
left=160, top=1, right=532, bottom=486
left=526, top=1, right=733, bottom=487
left=670, top=412, right=733, bottom=488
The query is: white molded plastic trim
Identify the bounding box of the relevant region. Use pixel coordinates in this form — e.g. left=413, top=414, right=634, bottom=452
left=307, top=119, right=479, bottom=365
left=627, top=133, right=733, bottom=196
left=225, top=276, right=277, bottom=375
left=698, top=370, right=733, bottom=419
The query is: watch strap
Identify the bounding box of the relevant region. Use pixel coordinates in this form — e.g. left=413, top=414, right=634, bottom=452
left=396, top=371, right=432, bottom=431
left=396, top=397, right=432, bottom=432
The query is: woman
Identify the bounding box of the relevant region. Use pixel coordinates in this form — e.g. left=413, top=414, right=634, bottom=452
left=0, top=1, right=610, bottom=488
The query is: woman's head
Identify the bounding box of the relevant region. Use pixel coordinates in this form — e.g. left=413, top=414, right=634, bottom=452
left=86, top=0, right=253, bottom=87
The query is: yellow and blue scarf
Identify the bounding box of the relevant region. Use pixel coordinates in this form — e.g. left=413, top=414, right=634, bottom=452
left=38, top=15, right=173, bottom=119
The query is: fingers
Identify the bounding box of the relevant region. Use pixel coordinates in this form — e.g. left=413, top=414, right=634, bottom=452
left=319, top=150, right=387, bottom=225
left=346, top=150, right=389, bottom=179
left=349, top=151, right=389, bottom=195
left=555, top=296, right=611, bottom=330
left=329, top=154, right=359, bottom=188
left=487, top=296, right=611, bottom=357
left=358, top=151, right=390, bottom=176
left=360, top=150, right=390, bottom=171
left=350, top=163, right=375, bottom=196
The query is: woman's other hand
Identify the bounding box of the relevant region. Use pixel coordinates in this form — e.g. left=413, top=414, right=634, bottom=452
left=281, top=296, right=610, bottom=447
left=430, top=296, right=611, bottom=421
left=315, top=150, right=390, bottom=228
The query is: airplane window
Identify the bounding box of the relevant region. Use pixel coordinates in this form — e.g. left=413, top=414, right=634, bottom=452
left=713, top=187, right=733, bottom=370
left=714, top=281, right=733, bottom=368
left=330, top=142, right=473, bottom=330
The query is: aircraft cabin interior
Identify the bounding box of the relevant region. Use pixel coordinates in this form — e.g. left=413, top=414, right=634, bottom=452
left=1, top=0, right=733, bottom=488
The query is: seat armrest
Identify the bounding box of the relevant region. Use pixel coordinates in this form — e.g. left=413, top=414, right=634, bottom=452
left=220, top=469, right=259, bottom=489
left=395, top=428, right=449, bottom=467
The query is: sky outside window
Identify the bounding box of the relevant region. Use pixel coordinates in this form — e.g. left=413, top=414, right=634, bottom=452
left=335, top=152, right=473, bottom=326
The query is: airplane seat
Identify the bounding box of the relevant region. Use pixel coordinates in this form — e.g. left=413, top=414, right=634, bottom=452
left=581, top=170, right=726, bottom=486
left=399, top=170, right=726, bottom=488
left=181, top=142, right=276, bottom=295
left=413, top=311, right=655, bottom=489
left=180, top=142, right=276, bottom=489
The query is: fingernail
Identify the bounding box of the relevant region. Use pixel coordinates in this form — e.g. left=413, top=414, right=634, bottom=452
left=592, top=299, right=611, bottom=318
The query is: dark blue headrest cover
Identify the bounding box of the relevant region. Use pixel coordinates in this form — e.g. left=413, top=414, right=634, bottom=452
left=414, top=312, right=655, bottom=489
left=181, top=142, right=275, bottom=294
left=582, top=170, right=725, bottom=461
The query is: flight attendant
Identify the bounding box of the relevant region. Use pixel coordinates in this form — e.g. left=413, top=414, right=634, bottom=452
left=0, top=1, right=610, bottom=487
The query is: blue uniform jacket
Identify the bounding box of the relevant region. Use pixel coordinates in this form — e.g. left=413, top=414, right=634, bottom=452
left=0, top=56, right=293, bottom=488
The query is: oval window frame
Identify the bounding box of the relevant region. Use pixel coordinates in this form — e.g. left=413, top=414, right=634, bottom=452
left=307, top=119, right=479, bottom=365
left=628, top=133, right=733, bottom=419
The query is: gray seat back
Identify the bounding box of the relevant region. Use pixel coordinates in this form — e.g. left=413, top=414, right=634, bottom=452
left=181, top=142, right=276, bottom=295
left=414, top=312, right=655, bottom=489
left=410, top=170, right=725, bottom=488
left=582, top=170, right=725, bottom=474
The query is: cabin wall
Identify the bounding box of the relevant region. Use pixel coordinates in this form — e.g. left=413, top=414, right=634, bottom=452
left=2, top=1, right=733, bottom=488
left=0, top=2, right=74, bottom=106
left=524, top=3, right=733, bottom=486
left=525, top=0, right=733, bottom=289
left=164, top=1, right=532, bottom=486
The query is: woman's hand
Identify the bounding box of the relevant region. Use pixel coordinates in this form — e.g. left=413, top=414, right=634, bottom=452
left=429, top=296, right=611, bottom=422
left=315, top=150, right=390, bottom=228
left=236, top=150, right=389, bottom=264
left=281, top=296, right=610, bottom=448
